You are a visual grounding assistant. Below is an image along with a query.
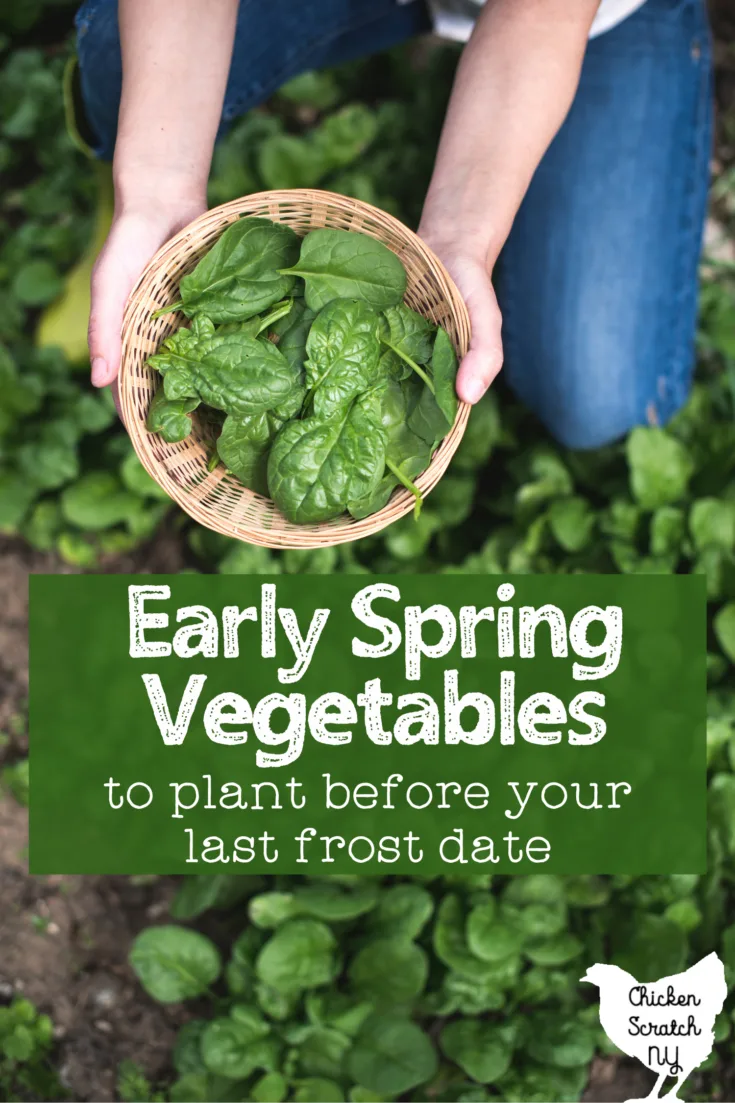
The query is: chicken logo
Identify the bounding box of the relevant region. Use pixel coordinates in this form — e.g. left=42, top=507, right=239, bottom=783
left=582, top=953, right=727, bottom=1101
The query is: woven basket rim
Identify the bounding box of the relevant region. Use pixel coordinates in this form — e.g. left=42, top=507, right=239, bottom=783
left=120, top=189, right=471, bottom=550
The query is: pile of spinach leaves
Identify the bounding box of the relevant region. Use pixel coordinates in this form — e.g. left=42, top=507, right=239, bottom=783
left=147, top=218, right=458, bottom=524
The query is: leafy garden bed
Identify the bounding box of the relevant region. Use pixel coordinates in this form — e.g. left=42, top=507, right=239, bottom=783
left=2, top=2, right=735, bottom=1101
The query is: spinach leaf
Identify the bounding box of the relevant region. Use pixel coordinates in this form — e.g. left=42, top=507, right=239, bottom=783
left=347, top=1015, right=437, bottom=1097
left=403, top=327, right=458, bottom=443
left=347, top=474, right=398, bottom=521
left=408, top=384, right=451, bottom=448
left=304, top=299, right=381, bottom=418
left=129, top=926, right=221, bottom=1003
left=255, top=919, right=338, bottom=993
left=385, top=430, right=431, bottom=519
left=216, top=298, right=293, bottom=339
left=440, top=1019, right=513, bottom=1084
left=377, top=305, right=435, bottom=391
left=431, top=325, right=459, bottom=427
left=272, top=299, right=316, bottom=375
left=149, top=317, right=221, bottom=401
left=158, top=217, right=301, bottom=323
left=383, top=379, right=431, bottom=499
left=280, top=228, right=407, bottom=312
left=380, top=303, right=434, bottom=364
left=348, top=938, right=429, bottom=1006
left=379, top=347, right=410, bottom=381
left=217, top=411, right=285, bottom=496
left=189, top=337, right=301, bottom=417
left=146, top=387, right=199, bottom=443
left=348, top=379, right=429, bottom=519
left=268, top=394, right=385, bottom=523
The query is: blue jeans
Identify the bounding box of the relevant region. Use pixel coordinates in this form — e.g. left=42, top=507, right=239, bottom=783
left=75, top=0, right=713, bottom=449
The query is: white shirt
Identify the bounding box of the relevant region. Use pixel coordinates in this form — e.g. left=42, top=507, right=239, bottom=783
left=424, top=0, right=647, bottom=43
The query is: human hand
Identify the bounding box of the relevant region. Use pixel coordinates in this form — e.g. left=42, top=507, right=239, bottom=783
left=417, top=219, right=504, bottom=406
left=88, top=198, right=206, bottom=399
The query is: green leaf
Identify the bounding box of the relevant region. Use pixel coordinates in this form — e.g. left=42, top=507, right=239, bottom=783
left=434, top=970, right=505, bottom=1015
left=431, top=326, right=458, bottom=427
left=201, top=1010, right=273, bottom=1079
left=440, top=1019, right=513, bottom=1084
left=129, top=925, right=221, bottom=1003
left=217, top=410, right=286, bottom=495
left=294, top=881, right=379, bottom=922
left=57, top=530, right=97, bottom=568
left=60, top=472, right=138, bottom=530
left=249, top=892, right=299, bottom=928
left=311, top=105, right=379, bottom=171
left=379, top=303, right=434, bottom=373
left=548, top=496, right=595, bottom=552
left=3, top=1024, right=34, bottom=1061
left=271, top=298, right=316, bottom=375
left=175, top=217, right=301, bottom=322
left=347, top=1015, right=437, bottom=1096
left=12, top=259, right=61, bottom=305
left=408, top=380, right=451, bottom=448
left=664, top=898, right=702, bottom=933
left=173, top=1020, right=208, bottom=1076
left=295, top=1023, right=350, bottom=1079
left=650, top=506, right=685, bottom=557
left=293, top=1078, right=345, bottom=1102
left=255, top=919, right=338, bottom=993
left=526, top=1016, right=597, bottom=1069
left=349, top=938, right=428, bottom=1005
left=170, top=875, right=260, bottom=921
left=305, top=298, right=381, bottom=418
left=612, top=914, right=687, bottom=982
left=626, top=427, right=694, bottom=510
left=690, top=497, right=735, bottom=551
left=365, top=884, right=434, bottom=940
left=73, top=390, right=117, bottom=434
left=258, top=134, right=325, bottom=190
left=0, top=471, right=36, bottom=531
left=466, top=905, right=523, bottom=963
left=120, top=450, right=170, bottom=500
left=181, top=334, right=301, bottom=418
left=17, top=421, right=79, bottom=490
left=453, top=393, right=501, bottom=471
left=523, top=933, right=583, bottom=966
left=252, top=1071, right=288, bottom=1103
left=282, top=228, right=407, bottom=312
left=714, top=603, right=735, bottom=663
left=434, top=894, right=497, bottom=978
left=278, top=70, right=341, bottom=110
left=268, top=393, right=386, bottom=524
left=146, top=386, right=198, bottom=443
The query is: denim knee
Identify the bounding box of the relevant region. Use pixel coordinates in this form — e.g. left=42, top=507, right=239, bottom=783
left=504, top=327, right=652, bottom=452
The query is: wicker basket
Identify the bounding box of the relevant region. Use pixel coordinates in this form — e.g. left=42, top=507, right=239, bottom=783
left=120, top=190, right=471, bottom=549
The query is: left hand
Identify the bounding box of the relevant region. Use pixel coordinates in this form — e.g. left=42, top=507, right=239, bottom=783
left=418, top=221, right=504, bottom=405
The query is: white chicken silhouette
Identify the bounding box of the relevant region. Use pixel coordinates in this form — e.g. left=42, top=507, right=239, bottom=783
left=581, top=952, right=727, bottom=1101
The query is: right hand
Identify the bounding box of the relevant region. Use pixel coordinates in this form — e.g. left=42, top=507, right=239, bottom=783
left=88, top=199, right=206, bottom=401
